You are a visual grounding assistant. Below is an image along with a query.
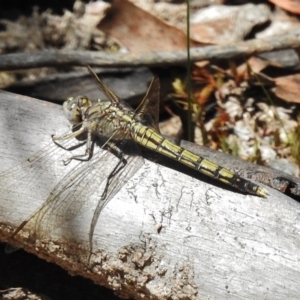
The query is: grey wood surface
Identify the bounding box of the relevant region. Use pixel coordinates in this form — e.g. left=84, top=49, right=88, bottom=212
left=0, top=90, right=299, bottom=300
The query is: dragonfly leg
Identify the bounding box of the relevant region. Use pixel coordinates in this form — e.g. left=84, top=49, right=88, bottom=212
left=51, top=136, right=87, bottom=152
left=52, top=125, right=86, bottom=145
left=105, top=141, right=125, bottom=159
left=52, top=126, right=94, bottom=164
left=62, top=128, right=94, bottom=164
left=52, top=125, right=86, bottom=142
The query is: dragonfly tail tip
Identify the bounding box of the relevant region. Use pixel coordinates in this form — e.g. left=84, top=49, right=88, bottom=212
left=256, top=187, right=268, bottom=197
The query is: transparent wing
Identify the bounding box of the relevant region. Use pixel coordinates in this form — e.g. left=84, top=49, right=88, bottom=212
left=88, top=140, right=143, bottom=253
left=0, top=135, right=86, bottom=232
left=87, top=65, right=120, bottom=105
left=135, top=77, right=161, bottom=132
left=1, top=130, right=143, bottom=253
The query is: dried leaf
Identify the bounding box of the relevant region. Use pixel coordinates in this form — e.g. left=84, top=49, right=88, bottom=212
left=97, top=0, right=201, bottom=54
left=246, top=57, right=279, bottom=73
left=268, top=0, right=300, bottom=14
left=191, top=4, right=271, bottom=44
left=273, top=74, right=300, bottom=103
left=194, top=84, right=214, bottom=106
left=172, top=78, right=186, bottom=98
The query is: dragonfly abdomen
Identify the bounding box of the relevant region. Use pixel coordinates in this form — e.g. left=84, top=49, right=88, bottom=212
left=132, top=124, right=267, bottom=197
left=83, top=66, right=267, bottom=197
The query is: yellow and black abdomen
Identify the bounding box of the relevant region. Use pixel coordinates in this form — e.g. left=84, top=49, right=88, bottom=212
left=132, top=124, right=267, bottom=197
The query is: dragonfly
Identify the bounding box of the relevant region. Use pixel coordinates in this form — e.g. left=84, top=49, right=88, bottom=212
left=59, top=66, right=267, bottom=197
left=51, top=66, right=267, bottom=198
left=3, top=66, right=267, bottom=252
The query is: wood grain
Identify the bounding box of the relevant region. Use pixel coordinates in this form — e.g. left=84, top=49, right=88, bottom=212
left=0, top=90, right=299, bottom=300
left=1, top=28, right=300, bottom=70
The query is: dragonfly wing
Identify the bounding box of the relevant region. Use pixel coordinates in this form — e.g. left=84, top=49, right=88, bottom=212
left=87, top=66, right=161, bottom=132
left=1, top=129, right=116, bottom=242
left=0, top=135, right=86, bottom=232
left=87, top=65, right=120, bottom=105
left=4, top=137, right=143, bottom=255
left=135, top=77, right=161, bottom=133
left=1, top=134, right=90, bottom=250
left=88, top=140, right=144, bottom=253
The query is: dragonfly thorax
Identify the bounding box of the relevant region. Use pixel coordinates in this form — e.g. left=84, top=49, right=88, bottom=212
left=87, top=102, right=137, bottom=140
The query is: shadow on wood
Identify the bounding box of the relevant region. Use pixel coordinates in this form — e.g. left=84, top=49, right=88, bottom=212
left=0, top=90, right=299, bottom=300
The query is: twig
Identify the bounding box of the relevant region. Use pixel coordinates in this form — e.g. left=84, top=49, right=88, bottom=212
left=1, top=29, right=300, bottom=70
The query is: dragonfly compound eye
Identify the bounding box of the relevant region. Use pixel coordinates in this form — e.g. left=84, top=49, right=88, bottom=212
left=63, top=96, right=87, bottom=124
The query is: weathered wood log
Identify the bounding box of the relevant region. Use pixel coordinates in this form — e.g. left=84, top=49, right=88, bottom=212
left=6, top=67, right=155, bottom=104
left=0, top=90, right=299, bottom=300
left=1, top=28, right=300, bottom=70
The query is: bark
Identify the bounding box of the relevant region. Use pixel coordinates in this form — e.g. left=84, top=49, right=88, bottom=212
left=0, top=90, right=299, bottom=300
left=1, top=28, right=300, bottom=70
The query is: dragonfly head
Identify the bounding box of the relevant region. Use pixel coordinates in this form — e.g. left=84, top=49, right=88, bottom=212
left=63, top=96, right=92, bottom=124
